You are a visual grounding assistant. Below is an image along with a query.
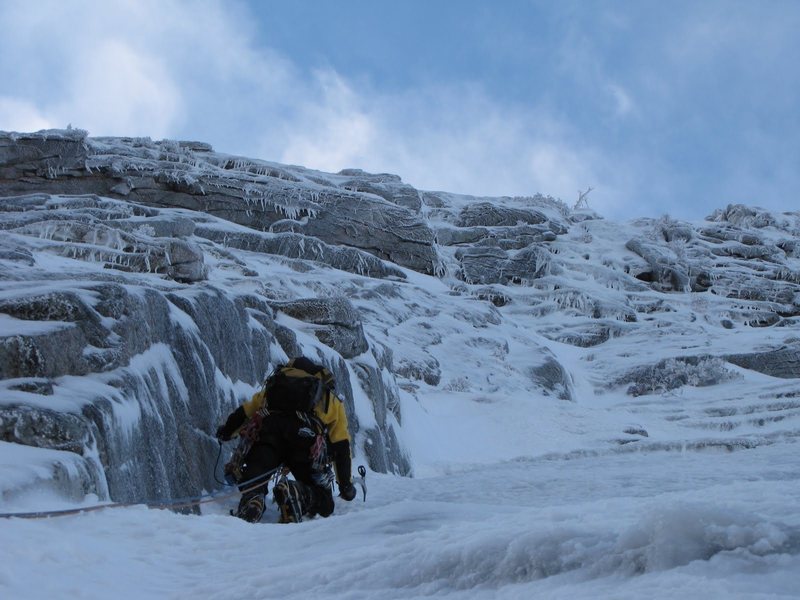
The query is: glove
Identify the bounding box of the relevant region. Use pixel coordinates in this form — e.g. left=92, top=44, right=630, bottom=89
left=338, top=481, right=357, bottom=501
left=216, top=424, right=232, bottom=442
left=217, top=406, right=246, bottom=442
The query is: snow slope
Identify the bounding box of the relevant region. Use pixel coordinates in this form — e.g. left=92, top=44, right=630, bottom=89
left=1, top=440, right=798, bottom=599
left=2, top=324, right=799, bottom=598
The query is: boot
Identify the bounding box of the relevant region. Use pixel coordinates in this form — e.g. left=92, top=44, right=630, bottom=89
left=235, top=492, right=265, bottom=523
left=273, top=478, right=306, bottom=524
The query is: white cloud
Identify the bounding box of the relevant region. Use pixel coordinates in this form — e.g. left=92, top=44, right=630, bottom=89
left=607, top=83, right=635, bottom=118
left=0, top=97, right=53, bottom=132
left=0, top=0, right=271, bottom=138
left=271, top=73, right=621, bottom=210
left=54, top=39, right=181, bottom=138
left=278, top=70, right=377, bottom=171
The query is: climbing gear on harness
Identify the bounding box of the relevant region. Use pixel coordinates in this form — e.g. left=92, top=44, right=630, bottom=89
left=308, top=426, right=328, bottom=467
left=312, top=464, right=335, bottom=488
left=295, top=410, right=331, bottom=486
left=223, top=408, right=268, bottom=484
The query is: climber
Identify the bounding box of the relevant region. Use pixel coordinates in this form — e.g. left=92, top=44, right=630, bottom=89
left=215, top=356, right=357, bottom=523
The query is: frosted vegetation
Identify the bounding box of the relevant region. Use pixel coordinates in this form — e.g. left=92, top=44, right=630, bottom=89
left=0, top=130, right=799, bottom=598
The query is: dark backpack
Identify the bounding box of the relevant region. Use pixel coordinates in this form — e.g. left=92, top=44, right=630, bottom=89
left=224, top=360, right=332, bottom=483
left=265, top=363, right=329, bottom=413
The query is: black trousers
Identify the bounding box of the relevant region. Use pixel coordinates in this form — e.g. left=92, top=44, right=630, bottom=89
left=240, top=413, right=334, bottom=517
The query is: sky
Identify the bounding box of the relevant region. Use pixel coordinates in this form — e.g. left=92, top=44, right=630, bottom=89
left=1, top=0, right=799, bottom=221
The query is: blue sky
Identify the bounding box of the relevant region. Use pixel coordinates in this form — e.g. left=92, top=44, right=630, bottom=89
left=1, top=0, right=798, bottom=220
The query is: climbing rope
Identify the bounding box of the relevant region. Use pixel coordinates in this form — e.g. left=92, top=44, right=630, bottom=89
left=1, top=444, right=369, bottom=520
left=0, top=450, right=281, bottom=521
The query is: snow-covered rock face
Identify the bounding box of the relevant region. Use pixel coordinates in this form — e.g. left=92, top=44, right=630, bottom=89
left=1, top=129, right=799, bottom=505
left=0, top=130, right=438, bottom=274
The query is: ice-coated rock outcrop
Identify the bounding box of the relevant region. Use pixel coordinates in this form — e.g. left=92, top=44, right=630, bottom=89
left=271, top=296, right=369, bottom=359
left=1, top=129, right=799, bottom=507
left=0, top=130, right=438, bottom=274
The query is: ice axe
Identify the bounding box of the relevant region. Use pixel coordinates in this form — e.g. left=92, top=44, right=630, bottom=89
left=355, top=465, right=367, bottom=502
